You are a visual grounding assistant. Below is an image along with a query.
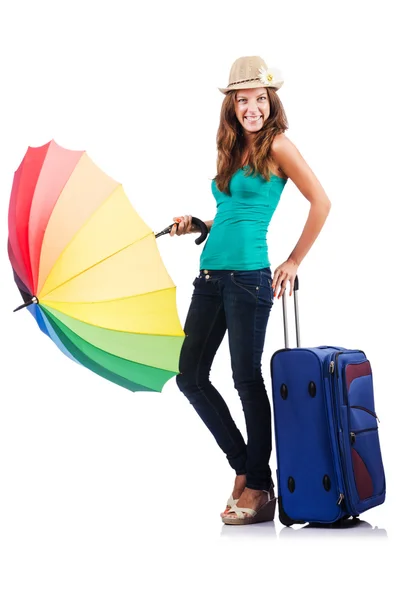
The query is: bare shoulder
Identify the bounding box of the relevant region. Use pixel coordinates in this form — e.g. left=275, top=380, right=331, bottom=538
left=271, top=133, right=312, bottom=180
left=271, top=133, right=300, bottom=157
left=271, top=133, right=330, bottom=203
left=269, top=133, right=298, bottom=179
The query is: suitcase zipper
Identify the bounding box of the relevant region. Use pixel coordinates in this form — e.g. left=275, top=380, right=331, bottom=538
left=336, top=432, right=355, bottom=512
left=329, top=359, right=346, bottom=508
left=330, top=355, right=354, bottom=513
left=350, top=427, right=378, bottom=444
left=330, top=351, right=366, bottom=378
left=329, top=351, right=343, bottom=376
left=335, top=352, right=343, bottom=377
left=330, top=351, right=368, bottom=514
left=350, top=405, right=380, bottom=422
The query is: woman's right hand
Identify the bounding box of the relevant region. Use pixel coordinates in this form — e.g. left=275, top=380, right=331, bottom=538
left=170, top=215, right=195, bottom=236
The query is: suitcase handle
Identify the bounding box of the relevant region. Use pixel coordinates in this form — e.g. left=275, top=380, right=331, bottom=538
left=282, top=275, right=300, bottom=348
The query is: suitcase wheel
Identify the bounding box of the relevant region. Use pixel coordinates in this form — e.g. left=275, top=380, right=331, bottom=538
left=278, top=496, right=306, bottom=527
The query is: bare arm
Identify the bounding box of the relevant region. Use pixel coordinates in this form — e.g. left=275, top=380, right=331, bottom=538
left=271, top=133, right=331, bottom=297
left=272, top=133, right=331, bottom=266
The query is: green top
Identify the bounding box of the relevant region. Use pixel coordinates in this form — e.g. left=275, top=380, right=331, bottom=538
left=200, top=167, right=287, bottom=270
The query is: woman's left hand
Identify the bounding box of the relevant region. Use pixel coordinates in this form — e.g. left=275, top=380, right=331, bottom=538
left=272, top=258, right=299, bottom=299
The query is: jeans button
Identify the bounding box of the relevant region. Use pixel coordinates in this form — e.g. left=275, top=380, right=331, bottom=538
left=205, top=274, right=210, bottom=279
left=204, top=269, right=208, bottom=274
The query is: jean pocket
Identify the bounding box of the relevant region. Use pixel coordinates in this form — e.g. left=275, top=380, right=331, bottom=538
left=232, top=271, right=273, bottom=303
left=193, top=273, right=220, bottom=289
left=231, top=270, right=260, bottom=287
left=231, top=270, right=261, bottom=300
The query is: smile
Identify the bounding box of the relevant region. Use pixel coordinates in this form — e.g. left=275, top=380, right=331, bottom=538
left=244, top=116, right=262, bottom=123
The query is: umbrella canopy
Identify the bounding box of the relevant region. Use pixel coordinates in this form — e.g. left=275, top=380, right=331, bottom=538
left=8, top=140, right=185, bottom=393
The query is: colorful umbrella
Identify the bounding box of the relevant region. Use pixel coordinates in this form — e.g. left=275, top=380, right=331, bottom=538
left=8, top=140, right=208, bottom=393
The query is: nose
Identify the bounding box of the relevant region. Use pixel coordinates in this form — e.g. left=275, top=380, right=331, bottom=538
left=245, top=99, right=260, bottom=113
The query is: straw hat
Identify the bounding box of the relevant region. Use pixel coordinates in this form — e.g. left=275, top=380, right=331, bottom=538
left=219, top=56, right=284, bottom=94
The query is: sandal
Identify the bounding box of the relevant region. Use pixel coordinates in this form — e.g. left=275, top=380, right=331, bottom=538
left=220, top=494, right=240, bottom=517
left=222, top=490, right=276, bottom=525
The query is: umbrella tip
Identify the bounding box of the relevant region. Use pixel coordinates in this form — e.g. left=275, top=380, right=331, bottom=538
left=13, top=296, right=39, bottom=312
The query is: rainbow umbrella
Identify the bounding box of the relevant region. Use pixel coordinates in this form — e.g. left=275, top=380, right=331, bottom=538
left=8, top=140, right=207, bottom=393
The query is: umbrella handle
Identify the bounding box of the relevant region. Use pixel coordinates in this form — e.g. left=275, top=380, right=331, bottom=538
left=155, top=216, right=208, bottom=245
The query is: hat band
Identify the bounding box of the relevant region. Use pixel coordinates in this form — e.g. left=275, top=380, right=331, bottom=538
left=227, top=77, right=261, bottom=88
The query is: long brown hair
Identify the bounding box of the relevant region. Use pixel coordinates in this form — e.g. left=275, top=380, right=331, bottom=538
left=214, top=88, right=288, bottom=194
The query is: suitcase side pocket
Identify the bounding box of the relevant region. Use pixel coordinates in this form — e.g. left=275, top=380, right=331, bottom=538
left=344, top=361, right=385, bottom=504
left=350, top=429, right=384, bottom=500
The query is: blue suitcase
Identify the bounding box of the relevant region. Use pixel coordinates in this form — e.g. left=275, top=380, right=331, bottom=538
left=270, top=278, right=386, bottom=526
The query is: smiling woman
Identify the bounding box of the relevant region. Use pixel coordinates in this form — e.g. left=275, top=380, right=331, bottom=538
left=169, top=55, right=331, bottom=526
left=236, top=90, right=269, bottom=128
left=214, top=81, right=289, bottom=189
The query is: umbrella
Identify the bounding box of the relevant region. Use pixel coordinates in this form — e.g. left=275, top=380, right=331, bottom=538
left=8, top=140, right=208, bottom=393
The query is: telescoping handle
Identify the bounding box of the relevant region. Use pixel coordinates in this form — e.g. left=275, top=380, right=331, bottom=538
left=282, top=275, right=301, bottom=348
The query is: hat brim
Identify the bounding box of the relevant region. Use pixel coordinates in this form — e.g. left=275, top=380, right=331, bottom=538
left=218, top=80, right=283, bottom=94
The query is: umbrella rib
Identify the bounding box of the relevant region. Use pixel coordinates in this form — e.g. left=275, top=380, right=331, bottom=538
left=25, top=143, right=57, bottom=291
left=41, top=230, right=155, bottom=298
left=41, top=286, right=184, bottom=337
left=42, top=317, right=183, bottom=338
left=43, top=284, right=176, bottom=305
left=40, top=285, right=185, bottom=338
left=32, top=145, right=87, bottom=292
left=38, top=182, right=141, bottom=296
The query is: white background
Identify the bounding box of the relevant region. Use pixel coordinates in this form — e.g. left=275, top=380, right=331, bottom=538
left=0, top=0, right=395, bottom=598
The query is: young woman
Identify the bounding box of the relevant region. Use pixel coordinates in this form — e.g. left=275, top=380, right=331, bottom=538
left=171, top=56, right=331, bottom=525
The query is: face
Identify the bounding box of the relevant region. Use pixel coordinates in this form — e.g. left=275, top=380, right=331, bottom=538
left=234, top=87, right=270, bottom=135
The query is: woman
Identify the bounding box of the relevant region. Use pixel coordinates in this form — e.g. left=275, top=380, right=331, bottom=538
left=171, top=56, right=331, bottom=525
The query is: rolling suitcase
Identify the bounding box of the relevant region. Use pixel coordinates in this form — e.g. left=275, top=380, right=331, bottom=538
left=270, top=277, right=386, bottom=526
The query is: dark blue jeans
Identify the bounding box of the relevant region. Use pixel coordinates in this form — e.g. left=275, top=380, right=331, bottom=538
left=176, top=268, right=274, bottom=491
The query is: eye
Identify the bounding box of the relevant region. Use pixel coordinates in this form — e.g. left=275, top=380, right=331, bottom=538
left=237, top=98, right=246, bottom=103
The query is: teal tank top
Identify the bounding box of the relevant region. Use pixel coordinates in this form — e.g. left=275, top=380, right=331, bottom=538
left=199, top=166, right=287, bottom=270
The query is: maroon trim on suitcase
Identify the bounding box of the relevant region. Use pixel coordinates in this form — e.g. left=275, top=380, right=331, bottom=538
left=345, top=361, right=372, bottom=392
left=351, top=447, right=374, bottom=500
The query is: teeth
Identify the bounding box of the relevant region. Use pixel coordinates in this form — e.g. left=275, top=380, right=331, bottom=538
left=245, top=116, right=261, bottom=122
